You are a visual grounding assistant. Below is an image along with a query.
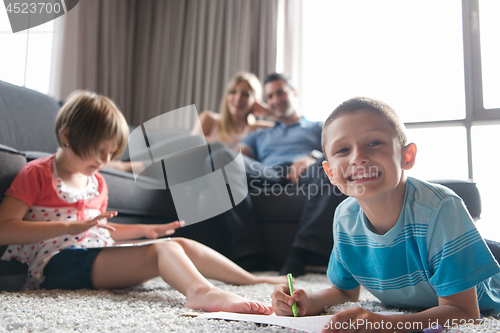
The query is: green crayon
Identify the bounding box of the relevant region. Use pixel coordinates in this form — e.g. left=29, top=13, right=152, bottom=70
left=287, top=273, right=298, bottom=317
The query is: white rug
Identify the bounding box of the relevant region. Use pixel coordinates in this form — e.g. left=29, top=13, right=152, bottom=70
left=0, top=273, right=498, bottom=332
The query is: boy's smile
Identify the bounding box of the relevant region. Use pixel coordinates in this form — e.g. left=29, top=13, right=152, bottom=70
left=346, top=169, right=381, bottom=182
left=322, top=109, right=414, bottom=202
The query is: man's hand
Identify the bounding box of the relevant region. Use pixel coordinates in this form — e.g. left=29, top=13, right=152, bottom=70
left=286, top=156, right=317, bottom=185
left=142, top=220, right=185, bottom=239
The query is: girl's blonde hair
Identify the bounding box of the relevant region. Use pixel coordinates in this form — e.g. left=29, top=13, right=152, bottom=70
left=55, top=90, right=129, bottom=160
left=218, top=72, right=262, bottom=142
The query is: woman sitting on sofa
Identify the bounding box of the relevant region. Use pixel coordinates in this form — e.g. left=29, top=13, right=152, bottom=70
left=191, top=71, right=273, bottom=144
left=108, top=72, right=272, bottom=173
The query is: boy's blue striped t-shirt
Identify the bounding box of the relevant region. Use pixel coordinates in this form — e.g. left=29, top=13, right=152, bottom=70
left=327, top=177, right=500, bottom=313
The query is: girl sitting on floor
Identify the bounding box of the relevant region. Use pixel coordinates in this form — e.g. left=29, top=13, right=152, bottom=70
left=0, top=90, right=287, bottom=314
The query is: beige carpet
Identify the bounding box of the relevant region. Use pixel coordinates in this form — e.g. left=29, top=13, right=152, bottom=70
left=0, top=273, right=498, bottom=332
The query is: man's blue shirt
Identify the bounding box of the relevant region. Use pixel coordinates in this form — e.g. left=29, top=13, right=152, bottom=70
left=240, top=117, right=323, bottom=167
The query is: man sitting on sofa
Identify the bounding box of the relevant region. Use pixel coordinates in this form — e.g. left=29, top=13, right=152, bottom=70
left=225, top=73, right=347, bottom=276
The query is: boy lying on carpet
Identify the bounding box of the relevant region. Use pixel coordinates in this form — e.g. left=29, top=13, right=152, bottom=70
left=272, top=97, right=500, bottom=332
left=0, top=90, right=287, bottom=314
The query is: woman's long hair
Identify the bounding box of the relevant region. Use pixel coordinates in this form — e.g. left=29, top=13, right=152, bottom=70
left=218, top=72, right=262, bottom=142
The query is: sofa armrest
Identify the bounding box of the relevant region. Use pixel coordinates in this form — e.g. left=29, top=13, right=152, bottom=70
left=0, top=145, right=27, bottom=202
left=24, top=151, right=53, bottom=161
left=0, top=145, right=29, bottom=291
left=431, top=179, right=481, bottom=220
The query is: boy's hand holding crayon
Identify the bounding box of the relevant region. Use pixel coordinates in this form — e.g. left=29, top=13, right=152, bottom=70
left=271, top=282, right=314, bottom=317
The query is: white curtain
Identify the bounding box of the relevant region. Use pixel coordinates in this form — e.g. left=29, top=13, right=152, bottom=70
left=50, top=0, right=278, bottom=128
left=279, top=0, right=303, bottom=110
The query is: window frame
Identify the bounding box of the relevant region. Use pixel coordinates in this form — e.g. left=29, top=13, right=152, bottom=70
left=404, top=0, right=499, bottom=180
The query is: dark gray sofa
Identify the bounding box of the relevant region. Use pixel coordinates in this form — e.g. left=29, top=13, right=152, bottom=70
left=0, top=80, right=484, bottom=290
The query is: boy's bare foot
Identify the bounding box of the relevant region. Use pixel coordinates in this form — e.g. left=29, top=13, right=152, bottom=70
left=185, top=286, right=273, bottom=315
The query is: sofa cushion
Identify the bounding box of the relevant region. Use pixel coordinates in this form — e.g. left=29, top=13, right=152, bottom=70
left=0, top=80, right=59, bottom=153
left=251, top=187, right=308, bottom=223
left=101, top=167, right=178, bottom=220
left=251, top=179, right=482, bottom=224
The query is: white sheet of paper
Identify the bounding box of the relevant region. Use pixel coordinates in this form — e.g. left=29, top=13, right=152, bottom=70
left=197, top=311, right=402, bottom=333
left=105, top=237, right=172, bottom=248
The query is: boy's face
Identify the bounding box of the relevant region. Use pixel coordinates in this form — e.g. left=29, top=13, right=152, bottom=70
left=322, top=109, right=415, bottom=200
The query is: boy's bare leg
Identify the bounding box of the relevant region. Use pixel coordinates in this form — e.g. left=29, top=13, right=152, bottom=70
left=90, top=241, right=272, bottom=314
left=170, top=238, right=288, bottom=285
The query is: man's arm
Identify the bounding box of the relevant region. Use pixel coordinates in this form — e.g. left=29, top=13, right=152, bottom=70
left=286, top=122, right=324, bottom=185
left=239, top=129, right=259, bottom=159
left=286, top=155, right=318, bottom=185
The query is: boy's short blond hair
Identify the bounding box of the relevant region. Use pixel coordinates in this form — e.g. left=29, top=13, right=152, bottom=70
left=321, top=97, right=407, bottom=156
left=55, top=90, right=129, bottom=160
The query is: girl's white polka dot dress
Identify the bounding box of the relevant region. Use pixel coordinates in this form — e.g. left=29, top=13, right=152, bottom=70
left=1, top=161, right=114, bottom=289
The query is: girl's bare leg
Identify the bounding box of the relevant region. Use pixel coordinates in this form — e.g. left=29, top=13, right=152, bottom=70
left=170, top=238, right=288, bottom=285
left=90, top=241, right=272, bottom=314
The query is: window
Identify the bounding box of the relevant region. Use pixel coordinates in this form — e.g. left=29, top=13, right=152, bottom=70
left=302, top=0, right=465, bottom=124
left=301, top=0, right=500, bottom=240
left=0, top=7, right=55, bottom=95
left=478, top=0, right=500, bottom=109
left=471, top=124, right=500, bottom=237
left=406, top=127, right=468, bottom=181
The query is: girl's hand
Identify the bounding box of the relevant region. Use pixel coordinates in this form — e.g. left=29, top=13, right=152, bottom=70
left=271, top=284, right=311, bottom=317
left=143, top=220, right=185, bottom=239
left=66, top=211, right=117, bottom=235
